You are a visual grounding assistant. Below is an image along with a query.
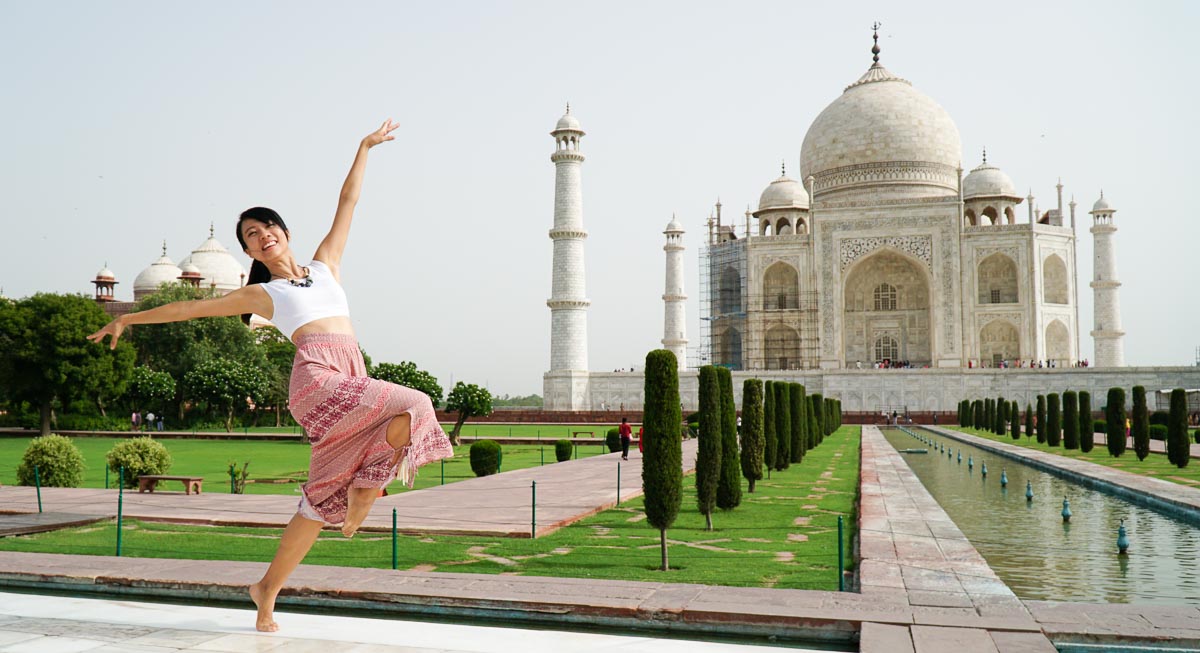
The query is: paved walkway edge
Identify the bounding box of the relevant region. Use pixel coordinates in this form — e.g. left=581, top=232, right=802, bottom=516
left=925, top=426, right=1200, bottom=527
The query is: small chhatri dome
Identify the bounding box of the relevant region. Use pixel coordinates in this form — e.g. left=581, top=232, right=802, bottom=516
left=1092, top=191, right=1114, bottom=213
left=962, top=151, right=1019, bottom=199
left=94, top=263, right=116, bottom=280
left=758, top=170, right=810, bottom=211
left=664, top=213, right=684, bottom=233
left=554, top=103, right=582, bottom=132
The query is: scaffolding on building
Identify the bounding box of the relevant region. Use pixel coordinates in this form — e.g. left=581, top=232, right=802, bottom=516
left=697, top=223, right=821, bottom=371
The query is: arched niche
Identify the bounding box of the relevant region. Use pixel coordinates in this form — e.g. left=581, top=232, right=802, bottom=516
left=719, top=266, right=742, bottom=314
left=776, top=217, right=792, bottom=235
left=717, top=327, right=742, bottom=370
left=1043, top=254, right=1068, bottom=304
left=1045, top=320, right=1070, bottom=364
left=978, top=253, right=1018, bottom=304
left=980, top=320, right=1019, bottom=367
left=765, top=325, right=800, bottom=370
left=762, top=262, right=800, bottom=310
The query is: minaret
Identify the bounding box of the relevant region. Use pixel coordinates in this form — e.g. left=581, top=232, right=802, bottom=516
left=662, top=214, right=687, bottom=367
left=547, top=104, right=590, bottom=375
left=1089, top=192, right=1125, bottom=367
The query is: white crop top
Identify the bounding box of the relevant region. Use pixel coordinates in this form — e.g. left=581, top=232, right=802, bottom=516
left=260, top=260, right=351, bottom=339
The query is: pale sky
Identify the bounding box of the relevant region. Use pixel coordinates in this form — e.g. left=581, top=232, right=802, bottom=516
left=2, top=1, right=1197, bottom=396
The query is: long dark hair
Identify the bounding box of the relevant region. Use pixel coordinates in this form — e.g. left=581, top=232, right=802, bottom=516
left=235, top=207, right=289, bottom=325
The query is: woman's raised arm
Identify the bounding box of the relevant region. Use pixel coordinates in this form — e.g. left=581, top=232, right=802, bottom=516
left=87, top=284, right=270, bottom=349
left=314, top=119, right=399, bottom=272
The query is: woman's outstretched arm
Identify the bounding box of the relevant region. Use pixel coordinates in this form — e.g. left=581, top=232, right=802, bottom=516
left=314, top=119, right=399, bottom=272
left=87, top=285, right=270, bottom=349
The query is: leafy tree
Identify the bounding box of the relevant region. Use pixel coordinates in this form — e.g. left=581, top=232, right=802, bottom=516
left=1168, top=388, right=1190, bottom=468
left=1079, top=391, right=1095, bottom=453
left=492, top=393, right=543, bottom=407
left=774, top=382, right=790, bottom=472
left=124, top=366, right=176, bottom=416
left=128, top=283, right=265, bottom=420
left=1131, top=386, right=1150, bottom=461
left=641, top=349, right=682, bottom=570
left=1106, top=387, right=1127, bottom=457
left=1025, top=403, right=1034, bottom=440
left=1047, top=393, right=1062, bottom=447
left=106, top=437, right=171, bottom=488
left=371, top=361, right=444, bottom=408
left=762, top=381, right=776, bottom=472
left=739, top=379, right=764, bottom=493
left=254, top=326, right=295, bottom=427
left=790, top=383, right=806, bottom=464
left=715, top=366, right=740, bottom=510
left=1036, top=395, right=1047, bottom=443
left=695, top=366, right=721, bottom=530
left=1063, top=391, right=1079, bottom=449
left=445, top=382, right=493, bottom=445
left=0, top=293, right=135, bottom=434
left=184, top=357, right=270, bottom=432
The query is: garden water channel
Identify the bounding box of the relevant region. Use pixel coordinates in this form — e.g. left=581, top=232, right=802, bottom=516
left=880, top=427, right=1200, bottom=605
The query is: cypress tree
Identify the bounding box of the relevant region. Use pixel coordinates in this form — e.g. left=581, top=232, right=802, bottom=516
left=1025, top=402, right=1034, bottom=440
left=774, top=382, right=791, bottom=471
left=763, top=381, right=776, bottom=473
left=984, top=398, right=992, bottom=431
left=695, top=366, right=721, bottom=530
left=1063, top=390, right=1079, bottom=450
left=996, top=396, right=1007, bottom=434
left=1036, top=395, right=1047, bottom=443
left=956, top=400, right=963, bottom=426
left=1132, top=386, right=1150, bottom=461
left=807, top=395, right=820, bottom=450
left=739, top=379, right=764, bottom=493
left=1010, top=400, right=1020, bottom=440
left=973, top=399, right=984, bottom=430
left=1168, top=388, right=1190, bottom=468
left=811, top=394, right=825, bottom=444
left=641, top=349, right=682, bottom=570
left=1105, top=387, right=1126, bottom=457
left=790, top=383, right=805, bottom=464
left=1079, top=391, right=1094, bottom=453
left=1047, top=393, right=1062, bottom=447
left=715, top=367, right=741, bottom=510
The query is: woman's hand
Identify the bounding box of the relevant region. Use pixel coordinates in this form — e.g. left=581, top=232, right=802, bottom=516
left=361, top=118, right=398, bottom=149
left=87, top=316, right=126, bottom=350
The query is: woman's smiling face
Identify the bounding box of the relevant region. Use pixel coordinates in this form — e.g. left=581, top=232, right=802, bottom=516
left=240, top=218, right=290, bottom=262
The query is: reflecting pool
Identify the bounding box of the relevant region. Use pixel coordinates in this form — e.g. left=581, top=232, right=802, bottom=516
left=881, top=427, right=1200, bottom=604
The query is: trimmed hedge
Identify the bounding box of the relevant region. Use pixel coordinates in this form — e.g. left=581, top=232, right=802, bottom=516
left=605, top=428, right=622, bottom=453
left=17, top=434, right=85, bottom=487
left=1168, top=388, right=1190, bottom=469
left=774, top=382, right=791, bottom=472
left=740, top=379, right=764, bottom=493
left=1047, top=393, right=1061, bottom=447
left=554, top=439, right=573, bottom=462
left=1079, top=391, right=1095, bottom=453
left=1106, top=387, right=1127, bottom=458
left=469, top=440, right=503, bottom=476
left=1149, top=424, right=1168, bottom=441
left=1036, top=395, right=1047, bottom=444
left=1132, top=386, right=1150, bottom=460
left=715, top=366, right=741, bottom=510
left=1010, top=400, right=1020, bottom=441
left=1094, top=419, right=1107, bottom=435
left=106, top=437, right=172, bottom=488
left=1063, top=391, right=1079, bottom=450
left=763, top=381, right=776, bottom=471
left=790, top=383, right=806, bottom=464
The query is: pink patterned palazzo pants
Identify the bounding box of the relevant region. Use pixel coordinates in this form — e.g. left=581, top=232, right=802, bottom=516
left=289, top=333, right=453, bottom=525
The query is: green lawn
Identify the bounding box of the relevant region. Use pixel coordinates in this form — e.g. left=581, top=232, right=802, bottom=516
left=44, top=423, right=621, bottom=438
left=948, top=426, right=1200, bottom=488
left=0, top=437, right=611, bottom=495
left=0, top=427, right=861, bottom=590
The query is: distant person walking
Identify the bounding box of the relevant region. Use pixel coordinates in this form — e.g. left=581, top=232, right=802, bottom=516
left=619, top=417, right=632, bottom=460
left=130, top=411, right=139, bottom=432
left=88, top=119, right=452, bottom=633
left=146, top=412, right=155, bottom=432
left=156, top=413, right=164, bottom=431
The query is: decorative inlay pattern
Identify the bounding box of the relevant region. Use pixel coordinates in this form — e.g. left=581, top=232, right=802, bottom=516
left=978, top=312, right=1022, bottom=328
left=840, top=236, right=933, bottom=272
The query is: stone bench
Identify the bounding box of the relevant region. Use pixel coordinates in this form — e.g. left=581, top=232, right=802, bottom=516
left=137, top=475, right=203, bottom=495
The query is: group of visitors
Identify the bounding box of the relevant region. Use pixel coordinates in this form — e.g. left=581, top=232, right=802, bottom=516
left=968, top=358, right=1091, bottom=369
left=130, top=411, right=165, bottom=432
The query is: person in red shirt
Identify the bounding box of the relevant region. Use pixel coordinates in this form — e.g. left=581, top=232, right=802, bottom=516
left=618, top=417, right=633, bottom=460
left=637, top=424, right=645, bottom=453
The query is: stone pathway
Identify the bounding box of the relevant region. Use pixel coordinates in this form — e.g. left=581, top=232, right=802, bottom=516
left=0, top=442, right=696, bottom=537
left=0, top=512, right=105, bottom=537
left=1090, top=431, right=1200, bottom=459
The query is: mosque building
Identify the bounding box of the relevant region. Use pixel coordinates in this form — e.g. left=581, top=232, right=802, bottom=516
left=543, top=30, right=1199, bottom=413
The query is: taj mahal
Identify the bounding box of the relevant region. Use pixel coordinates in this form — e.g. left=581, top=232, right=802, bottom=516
left=543, top=32, right=1200, bottom=412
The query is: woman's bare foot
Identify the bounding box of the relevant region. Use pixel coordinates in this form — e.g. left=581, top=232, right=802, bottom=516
left=342, top=486, right=379, bottom=537
left=249, top=581, right=279, bottom=632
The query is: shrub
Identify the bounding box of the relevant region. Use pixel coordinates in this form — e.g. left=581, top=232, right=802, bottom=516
left=469, top=440, right=503, bottom=476
left=1094, top=419, right=1107, bottom=435
left=1106, top=387, right=1127, bottom=458
left=1149, top=411, right=1170, bottom=427
left=1047, top=393, right=1061, bottom=447
left=17, top=434, right=85, bottom=487
left=1063, top=391, right=1079, bottom=450
left=1079, top=391, right=1094, bottom=453
left=554, top=439, right=573, bottom=462
left=642, top=349, right=682, bottom=570
left=1168, top=388, right=1190, bottom=469
left=740, top=379, right=764, bottom=493
left=715, top=367, right=741, bottom=510
left=1193, top=429, right=1200, bottom=445
left=106, top=437, right=172, bottom=488
left=695, top=366, right=721, bottom=529
left=605, top=428, right=622, bottom=453
left=1132, top=386, right=1150, bottom=460
left=1149, top=424, right=1168, bottom=441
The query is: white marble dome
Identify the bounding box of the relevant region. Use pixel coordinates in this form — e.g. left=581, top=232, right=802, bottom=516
left=963, top=162, right=1019, bottom=199
left=133, top=252, right=182, bottom=299
left=664, top=214, right=683, bottom=232
left=554, top=107, right=582, bottom=132
left=758, top=174, right=810, bottom=211
left=800, top=63, right=962, bottom=197
left=179, top=232, right=247, bottom=293
left=1092, top=194, right=1114, bottom=212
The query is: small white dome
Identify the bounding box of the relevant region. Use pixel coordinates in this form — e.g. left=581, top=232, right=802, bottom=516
left=95, top=265, right=116, bottom=280
left=183, top=235, right=247, bottom=292
left=1092, top=193, right=1114, bottom=212
left=963, top=162, right=1018, bottom=199
left=180, top=262, right=201, bottom=274
left=758, top=175, right=810, bottom=211
left=664, top=215, right=684, bottom=232
left=555, top=110, right=581, bottom=131
left=133, top=253, right=182, bottom=296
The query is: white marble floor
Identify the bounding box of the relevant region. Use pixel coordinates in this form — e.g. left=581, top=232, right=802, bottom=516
left=0, top=591, right=817, bottom=652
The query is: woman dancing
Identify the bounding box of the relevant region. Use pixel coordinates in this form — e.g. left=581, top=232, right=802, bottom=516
left=88, top=119, right=454, bottom=632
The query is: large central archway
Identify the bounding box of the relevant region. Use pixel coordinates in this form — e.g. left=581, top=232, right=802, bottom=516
left=843, top=250, right=932, bottom=366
